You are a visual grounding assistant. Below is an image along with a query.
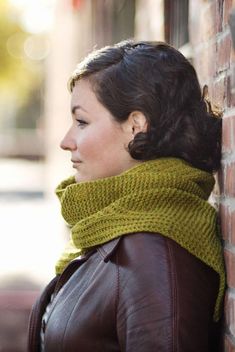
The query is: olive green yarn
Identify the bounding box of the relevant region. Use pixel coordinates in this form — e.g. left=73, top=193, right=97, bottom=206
left=55, top=157, right=225, bottom=322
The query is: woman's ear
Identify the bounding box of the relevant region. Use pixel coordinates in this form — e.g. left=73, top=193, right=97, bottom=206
left=129, top=111, right=148, bottom=136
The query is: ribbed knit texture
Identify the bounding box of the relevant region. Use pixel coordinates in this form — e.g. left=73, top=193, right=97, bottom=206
left=55, top=157, right=225, bottom=322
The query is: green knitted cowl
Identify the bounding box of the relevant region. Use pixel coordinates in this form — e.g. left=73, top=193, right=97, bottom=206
left=55, top=157, right=225, bottom=322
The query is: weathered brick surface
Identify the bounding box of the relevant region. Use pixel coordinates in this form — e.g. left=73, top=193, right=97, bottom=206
left=220, top=204, right=235, bottom=245
left=228, top=90, right=235, bottom=109
left=216, top=1, right=224, bottom=33
left=212, top=76, right=228, bottom=107
left=224, top=333, right=235, bottom=352
left=224, top=0, right=233, bottom=28
left=217, top=34, right=232, bottom=73
left=232, top=210, right=235, bottom=245
left=225, top=292, right=235, bottom=336
left=224, top=249, right=235, bottom=288
left=222, top=116, right=234, bottom=153
left=220, top=203, right=230, bottom=240
left=228, top=70, right=235, bottom=107
left=224, top=162, right=235, bottom=197
left=189, top=0, right=235, bottom=349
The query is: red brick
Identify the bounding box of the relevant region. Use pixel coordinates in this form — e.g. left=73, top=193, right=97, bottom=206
left=223, top=0, right=233, bottom=28
left=224, top=248, right=235, bottom=288
left=220, top=203, right=230, bottom=241
left=225, top=293, right=235, bottom=337
left=212, top=76, right=227, bottom=108
left=193, top=42, right=216, bottom=83
left=216, top=1, right=224, bottom=33
left=217, top=34, right=232, bottom=73
left=227, top=75, right=232, bottom=107
left=225, top=162, right=235, bottom=197
left=208, top=40, right=217, bottom=78
left=231, top=50, right=235, bottom=65
left=222, top=117, right=231, bottom=152
left=232, top=210, right=235, bottom=245
left=219, top=203, right=235, bottom=245
left=228, top=67, right=235, bottom=105
left=224, top=333, right=235, bottom=352
left=222, top=116, right=235, bottom=152
left=231, top=116, right=235, bottom=147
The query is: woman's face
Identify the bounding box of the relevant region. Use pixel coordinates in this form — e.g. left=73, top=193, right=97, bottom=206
left=60, top=79, right=139, bottom=183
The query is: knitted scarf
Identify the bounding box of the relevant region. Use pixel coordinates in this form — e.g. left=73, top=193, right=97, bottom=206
left=55, top=157, right=225, bottom=322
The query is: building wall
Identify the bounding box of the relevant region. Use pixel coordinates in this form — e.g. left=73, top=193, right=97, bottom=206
left=189, top=0, right=235, bottom=350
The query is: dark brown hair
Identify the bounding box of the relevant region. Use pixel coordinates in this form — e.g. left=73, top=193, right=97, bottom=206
left=69, top=40, right=222, bottom=173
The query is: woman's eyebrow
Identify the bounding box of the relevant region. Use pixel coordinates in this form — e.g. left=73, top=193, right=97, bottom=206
left=71, top=105, right=88, bottom=114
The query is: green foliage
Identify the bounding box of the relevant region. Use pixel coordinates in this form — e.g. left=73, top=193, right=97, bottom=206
left=0, top=0, right=43, bottom=106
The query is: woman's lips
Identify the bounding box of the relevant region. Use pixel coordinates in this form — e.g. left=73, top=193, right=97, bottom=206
left=71, top=159, right=82, bottom=168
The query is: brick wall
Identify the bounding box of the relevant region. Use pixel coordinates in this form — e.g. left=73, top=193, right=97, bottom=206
left=189, top=0, right=235, bottom=350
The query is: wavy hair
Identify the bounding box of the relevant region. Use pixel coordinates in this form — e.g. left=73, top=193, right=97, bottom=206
left=69, top=40, right=222, bottom=173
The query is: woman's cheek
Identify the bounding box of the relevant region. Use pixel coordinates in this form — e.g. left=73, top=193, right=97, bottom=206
left=76, top=130, right=92, bottom=152
left=80, top=132, right=102, bottom=159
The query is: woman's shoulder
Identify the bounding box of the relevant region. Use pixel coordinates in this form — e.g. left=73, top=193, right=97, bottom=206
left=109, top=232, right=221, bottom=351
left=103, top=232, right=201, bottom=268
left=106, top=232, right=219, bottom=279
left=100, top=232, right=219, bottom=310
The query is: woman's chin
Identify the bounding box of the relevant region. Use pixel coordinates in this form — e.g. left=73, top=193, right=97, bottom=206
left=75, top=172, right=82, bottom=183
left=74, top=172, right=90, bottom=183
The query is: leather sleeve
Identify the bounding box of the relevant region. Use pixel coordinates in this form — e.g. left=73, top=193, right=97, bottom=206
left=115, top=233, right=220, bottom=352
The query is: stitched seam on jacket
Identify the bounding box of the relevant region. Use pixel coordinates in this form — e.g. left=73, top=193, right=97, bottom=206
left=115, top=250, right=121, bottom=349
left=97, top=246, right=107, bottom=259
left=60, top=256, right=101, bottom=351
left=166, top=239, right=178, bottom=352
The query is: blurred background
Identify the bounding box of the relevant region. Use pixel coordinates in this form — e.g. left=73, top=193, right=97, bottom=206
left=0, top=0, right=197, bottom=350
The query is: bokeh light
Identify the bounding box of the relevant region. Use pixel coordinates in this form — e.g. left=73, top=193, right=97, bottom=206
left=8, top=0, right=56, bottom=34
left=24, top=35, right=50, bottom=61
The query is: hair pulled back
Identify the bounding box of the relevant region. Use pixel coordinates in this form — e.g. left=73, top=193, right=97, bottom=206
left=69, top=40, right=222, bottom=174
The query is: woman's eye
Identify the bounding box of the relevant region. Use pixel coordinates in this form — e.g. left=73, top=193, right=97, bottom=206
left=76, top=119, right=87, bottom=127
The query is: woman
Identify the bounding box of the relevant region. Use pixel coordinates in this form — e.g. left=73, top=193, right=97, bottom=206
left=28, top=40, right=225, bottom=352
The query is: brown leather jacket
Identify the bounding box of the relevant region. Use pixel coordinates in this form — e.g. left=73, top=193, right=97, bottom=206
left=28, top=233, right=222, bottom=352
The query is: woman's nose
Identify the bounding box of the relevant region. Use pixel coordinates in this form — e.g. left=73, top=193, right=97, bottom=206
left=60, top=128, right=77, bottom=151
